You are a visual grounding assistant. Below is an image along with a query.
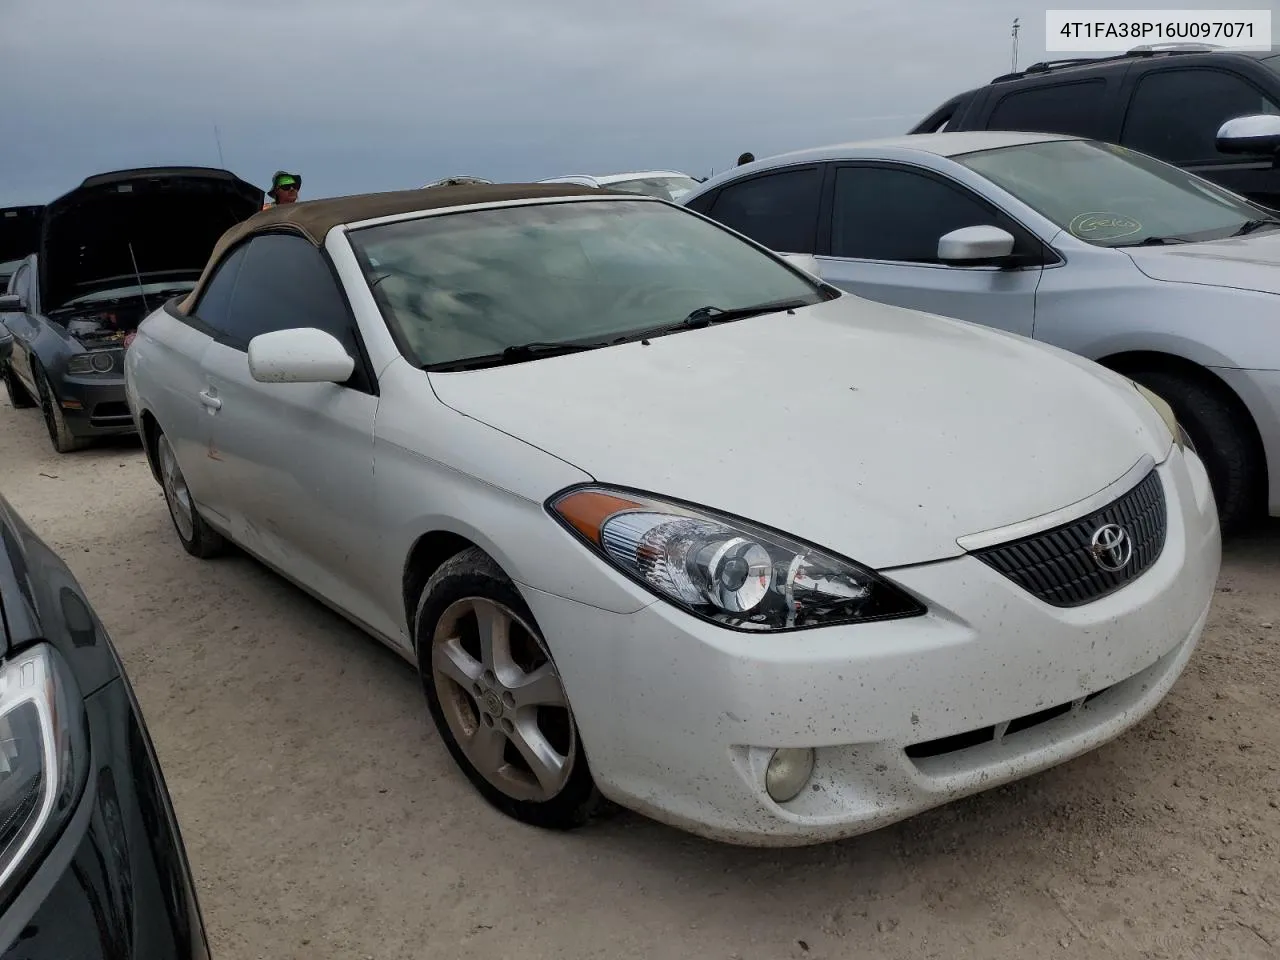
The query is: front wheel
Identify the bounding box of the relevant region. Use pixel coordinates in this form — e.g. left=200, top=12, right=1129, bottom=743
left=3, top=364, right=34, bottom=408
left=35, top=369, right=88, bottom=453
left=414, top=547, right=600, bottom=831
left=1130, top=369, right=1263, bottom=534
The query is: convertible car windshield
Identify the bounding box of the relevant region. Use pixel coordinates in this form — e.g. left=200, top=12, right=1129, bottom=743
left=956, top=138, right=1275, bottom=247
left=348, top=198, right=827, bottom=368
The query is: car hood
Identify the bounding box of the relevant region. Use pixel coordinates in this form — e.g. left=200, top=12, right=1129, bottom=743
left=1123, top=227, right=1280, bottom=295
left=40, top=167, right=264, bottom=313
left=427, top=297, right=1171, bottom=569
left=0, top=205, right=42, bottom=264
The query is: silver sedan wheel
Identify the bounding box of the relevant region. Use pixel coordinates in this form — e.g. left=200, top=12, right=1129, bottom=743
left=431, top=597, right=576, bottom=803
left=157, top=435, right=195, bottom=542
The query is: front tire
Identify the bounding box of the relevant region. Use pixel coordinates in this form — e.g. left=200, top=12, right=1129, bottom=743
left=413, top=547, right=600, bottom=831
left=156, top=431, right=226, bottom=558
left=1129, top=369, right=1262, bottom=534
left=35, top=369, right=88, bottom=453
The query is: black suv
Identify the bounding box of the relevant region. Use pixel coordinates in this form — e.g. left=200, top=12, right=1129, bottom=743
left=912, top=45, right=1280, bottom=208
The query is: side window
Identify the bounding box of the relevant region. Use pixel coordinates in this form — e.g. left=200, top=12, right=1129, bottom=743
left=707, top=167, right=823, bottom=253
left=223, top=234, right=358, bottom=356
left=191, top=244, right=248, bottom=334
left=830, top=166, right=1032, bottom=264
left=1122, top=68, right=1280, bottom=163
left=987, top=79, right=1110, bottom=139
left=684, top=190, right=717, bottom=215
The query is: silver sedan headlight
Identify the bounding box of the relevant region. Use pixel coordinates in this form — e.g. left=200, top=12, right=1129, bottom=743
left=548, top=486, right=925, bottom=632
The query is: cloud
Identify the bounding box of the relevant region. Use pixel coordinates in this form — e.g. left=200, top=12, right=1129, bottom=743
left=1, top=0, right=1259, bottom=204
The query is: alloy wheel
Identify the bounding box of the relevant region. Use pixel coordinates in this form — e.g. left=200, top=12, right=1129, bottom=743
left=157, top=435, right=195, bottom=542
left=430, top=596, right=576, bottom=802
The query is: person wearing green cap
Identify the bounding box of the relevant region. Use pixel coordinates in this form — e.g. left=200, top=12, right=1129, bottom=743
left=263, top=171, right=302, bottom=209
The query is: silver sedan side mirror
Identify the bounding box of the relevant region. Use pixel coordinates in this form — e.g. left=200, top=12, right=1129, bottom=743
left=937, top=225, right=1016, bottom=262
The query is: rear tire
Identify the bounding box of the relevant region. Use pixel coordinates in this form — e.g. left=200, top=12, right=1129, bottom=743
left=3, top=365, right=34, bottom=409
left=156, top=431, right=226, bottom=558
left=1128, top=368, right=1262, bottom=535
left=413, top=547, right=601, bottom=831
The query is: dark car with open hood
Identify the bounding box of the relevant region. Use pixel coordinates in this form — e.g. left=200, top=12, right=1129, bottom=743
left=0, top=167, right=263, bottom=452
left=0, top=493, right=211, bottom=959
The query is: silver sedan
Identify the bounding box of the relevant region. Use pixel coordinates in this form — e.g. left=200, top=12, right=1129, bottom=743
left=680, top=130, right=1280, bottom=534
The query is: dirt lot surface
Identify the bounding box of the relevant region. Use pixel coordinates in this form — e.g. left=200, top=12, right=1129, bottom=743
left=2, top=398, right=1278, bottom=960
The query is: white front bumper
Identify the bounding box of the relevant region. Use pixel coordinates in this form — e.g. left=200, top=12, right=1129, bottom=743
left=521, top=447, right=1221, bottom=846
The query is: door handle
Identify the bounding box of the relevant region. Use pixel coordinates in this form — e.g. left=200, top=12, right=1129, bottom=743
left=198, top=389, right=222, bottom=411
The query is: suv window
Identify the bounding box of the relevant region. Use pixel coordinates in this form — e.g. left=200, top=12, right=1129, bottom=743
left=1122, top=68, right=1280, bottom=163
left=987, top=79, right=1110, bottom=138
left=707, top=166, right=823, bottom=253
left=222, top=234, right=358, bottom=356
left=829, top=165, right=1034, bottom=263
left=192, top=244, right=248, bottom=333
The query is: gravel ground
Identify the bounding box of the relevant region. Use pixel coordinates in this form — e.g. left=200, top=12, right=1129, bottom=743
left=2, top=396, right=1278, bottom=960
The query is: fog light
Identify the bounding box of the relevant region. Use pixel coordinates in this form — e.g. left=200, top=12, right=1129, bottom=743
left=765, top=747, right=815, bottom=803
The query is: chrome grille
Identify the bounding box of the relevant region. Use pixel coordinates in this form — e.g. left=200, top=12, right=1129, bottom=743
left=971, top=468, right=1167, bottom=607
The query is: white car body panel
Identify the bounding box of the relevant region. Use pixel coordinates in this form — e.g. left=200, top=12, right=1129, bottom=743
left=427, top=295, right=1171, bottom=570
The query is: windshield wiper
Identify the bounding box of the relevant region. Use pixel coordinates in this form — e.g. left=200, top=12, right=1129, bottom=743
left=1116, top=235, right=1191, bottom=247
left=1231, top=217, right=1280, bottom=237
left=426, top=339, right=618, bottom=372
left=677, top=297, right=814, bottom=330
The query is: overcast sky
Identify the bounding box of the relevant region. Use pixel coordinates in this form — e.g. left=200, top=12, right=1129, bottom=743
left=0, top=0, right=1267, bottom=205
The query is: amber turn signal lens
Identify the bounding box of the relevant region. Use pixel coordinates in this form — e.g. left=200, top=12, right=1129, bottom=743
left=552, top=490, right=642, bottom=545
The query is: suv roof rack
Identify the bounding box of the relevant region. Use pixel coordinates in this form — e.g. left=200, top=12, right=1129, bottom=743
left=990, top=43, right=1226, bottom=83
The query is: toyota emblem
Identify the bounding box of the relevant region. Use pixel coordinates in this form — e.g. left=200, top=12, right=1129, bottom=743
left=1089, top=523, right=1133, bottom=572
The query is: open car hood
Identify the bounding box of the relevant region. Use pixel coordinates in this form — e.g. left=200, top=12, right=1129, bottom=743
left=40, top=167, right=264, bottom=312
left=0, top=205, right=42, bottom=264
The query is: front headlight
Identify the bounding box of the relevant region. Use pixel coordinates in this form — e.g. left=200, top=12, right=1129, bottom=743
left=1131, top=381, right=1191, bottom=452
left=66, top=351, right=117, bottom=375
left=548, top=486, right=926, bottom=631
left=0, top=644, right=89, bottom=905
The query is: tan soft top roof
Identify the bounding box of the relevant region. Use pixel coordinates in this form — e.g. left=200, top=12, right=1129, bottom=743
left=176, top=182, right=611, bottom=314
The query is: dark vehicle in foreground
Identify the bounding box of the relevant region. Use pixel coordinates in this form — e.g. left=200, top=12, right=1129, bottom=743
left=0, top=493, right=210, bottom=958
left=910, top=45, right=1280, bottom=209
left=0, top=206, right=42, bottom=294
left=0, top=167, right=263, bottom=451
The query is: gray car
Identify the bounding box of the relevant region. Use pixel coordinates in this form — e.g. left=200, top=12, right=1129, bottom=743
left=680, top=130, right=1280, bottom=534
left=1, top=167, right=262, bottom=451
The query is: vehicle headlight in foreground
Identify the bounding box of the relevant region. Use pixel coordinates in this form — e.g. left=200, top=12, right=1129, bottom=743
left=1132, top=381, right=1193, bottom=452
left=0, top=644, right=89, bottom=905
left=549, top=486, right=926, bottom=631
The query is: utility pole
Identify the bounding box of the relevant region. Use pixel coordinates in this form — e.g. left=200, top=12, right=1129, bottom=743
left=1011, top=17, right=1021, bottom=72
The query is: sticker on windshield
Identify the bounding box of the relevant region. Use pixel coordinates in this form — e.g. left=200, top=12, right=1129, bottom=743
left=1069, top=212, right=1142, bottom=241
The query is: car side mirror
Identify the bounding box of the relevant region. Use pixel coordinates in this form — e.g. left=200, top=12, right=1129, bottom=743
left=247, top=328, right=355, bottom=384
left=0, top=293, right=27, bottom=313
left=779, top=252, right=823, bottom=278
left=937, top=225, right=1017, bottom=264
left=1215, top=114, right=1280, bottom=157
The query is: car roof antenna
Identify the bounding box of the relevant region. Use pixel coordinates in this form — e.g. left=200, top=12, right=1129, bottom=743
left=127, top=242, right=151, bottom=315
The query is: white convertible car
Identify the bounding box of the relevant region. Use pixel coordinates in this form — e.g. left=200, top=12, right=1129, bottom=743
left=124, top=184, right=1220, bottom=845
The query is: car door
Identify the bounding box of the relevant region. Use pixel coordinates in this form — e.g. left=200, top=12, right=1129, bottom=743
left=695, top=164, right=825, bottom=258
left=812, top=162, right=1047, bottom=337
left=1119, top=65, right=1280, bottom=209
left=196, top=231, right=385, bottom=630
left=142, top=244, right=249, bottom=512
